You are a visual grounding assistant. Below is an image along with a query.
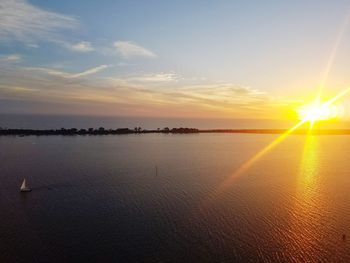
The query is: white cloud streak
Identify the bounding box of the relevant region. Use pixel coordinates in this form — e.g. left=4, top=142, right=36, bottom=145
left=65, top=41, right=94, bottom=52
left=0, top=0, right=78, bottom=43
left=130, top=73, right=179, bottom=82
left=24, top=65, right=109, bottom=78
left=73, top=65, right=108, bottom=78
left=113, top=41, right=156, bottom=58
left=0, top=54, right=22, bottom=62
left=109, top=73, right=179, bottom=85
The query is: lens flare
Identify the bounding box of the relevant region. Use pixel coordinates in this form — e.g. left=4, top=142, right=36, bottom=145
left=297, top=100, right=338, bottom=122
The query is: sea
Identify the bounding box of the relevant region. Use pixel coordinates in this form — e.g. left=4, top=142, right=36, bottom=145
left=1, top=114, right=350, bottom=262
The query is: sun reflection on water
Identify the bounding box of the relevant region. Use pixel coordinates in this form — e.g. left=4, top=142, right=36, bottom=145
left=298, top=136, right=319, bottom=192
left=287, top=135, right=326, bottom=261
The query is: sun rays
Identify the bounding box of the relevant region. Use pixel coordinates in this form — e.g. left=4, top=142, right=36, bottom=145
left=202, top=86, right=350, bottom=206
left=199, top=9, right=350, bottom=206
left=297, top=99, right=338, bottom=123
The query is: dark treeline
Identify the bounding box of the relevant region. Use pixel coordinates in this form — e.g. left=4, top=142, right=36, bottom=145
left=0, top=127, right=200, bottom=136
left=1, top=127, right=350, bottom=136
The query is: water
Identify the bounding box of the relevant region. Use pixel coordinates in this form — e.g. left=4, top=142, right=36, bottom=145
left=1, top=133, right=350, bottom=262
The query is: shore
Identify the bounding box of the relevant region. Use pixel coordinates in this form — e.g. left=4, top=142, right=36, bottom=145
left=1, top=127, right=350, bottom=136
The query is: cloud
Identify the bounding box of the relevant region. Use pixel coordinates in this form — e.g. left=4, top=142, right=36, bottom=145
left=24, top=65, right=109, bottom=78
left=0, top=0, right=78, bottom=43
left=26, top=43, right=39, bottom=48
left=0, top=54, right=22, bottom=62
left=130, top=73, right=179, bottom=82
left=65, top=41, right=94, bottom=53
left=73, top=65, right=108, bottom=77
left=109, top=73, right=179, bottom=85
left=0, top=64, right=292, bottom=118
left=173, top=84, right=269, bottom=108
left=104, top=77, right=285, bottom=116
left=113, top=41, right=156, bottom=58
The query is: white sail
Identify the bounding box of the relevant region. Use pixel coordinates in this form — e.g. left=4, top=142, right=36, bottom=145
left=20, top=179, right=27, bottom=190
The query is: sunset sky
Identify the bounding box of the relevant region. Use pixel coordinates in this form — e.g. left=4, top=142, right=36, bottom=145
left=1, top=0, right=350, bottom=119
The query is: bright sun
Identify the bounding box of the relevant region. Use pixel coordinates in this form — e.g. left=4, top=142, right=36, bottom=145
left=297, top=100, right=339, bottom=123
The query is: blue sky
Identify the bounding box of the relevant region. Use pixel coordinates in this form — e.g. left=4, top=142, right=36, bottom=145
left=1, top=0, right=350, bottom=118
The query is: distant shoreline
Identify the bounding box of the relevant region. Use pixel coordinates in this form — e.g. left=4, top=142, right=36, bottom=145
left=1, top=127, right=350, bottom=136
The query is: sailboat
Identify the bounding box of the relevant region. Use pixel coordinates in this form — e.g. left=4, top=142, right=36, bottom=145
left=20, top=178, right=31, bottom=192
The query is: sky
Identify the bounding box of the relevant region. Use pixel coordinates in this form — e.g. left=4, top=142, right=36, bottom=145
left=1, top=0, right=350, bottom=120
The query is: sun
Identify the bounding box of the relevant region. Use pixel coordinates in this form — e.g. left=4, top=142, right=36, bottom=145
left=297, top=99, right=338, bottom=123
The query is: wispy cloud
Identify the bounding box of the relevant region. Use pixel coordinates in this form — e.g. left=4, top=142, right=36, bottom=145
left=0, top=54, right=22, bottom=62
left=130, top=73, right=179, bottom=82
left=0, top=0, right=78, bottom=43
left=73, top=65, right=108, bottom=77
left=25, top=65, right=109, bottom=78
left=0, top=64, right=293, bottom=118
left=65, top=41, right=94, bottom=52
left=113, top=41, right=156, bottom=58
left=109, top=73, right=180, bottom=85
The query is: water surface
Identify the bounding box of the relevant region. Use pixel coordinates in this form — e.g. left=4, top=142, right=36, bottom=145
left=1, top=134, right=350, bottom=262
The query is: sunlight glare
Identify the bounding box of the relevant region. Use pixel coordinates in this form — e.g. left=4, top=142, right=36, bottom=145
left=297, top=100, right=338, bottom=123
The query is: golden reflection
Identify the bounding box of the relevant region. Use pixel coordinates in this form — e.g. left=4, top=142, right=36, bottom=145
left=205, top=86, right=350, bottom=205
left=213, top=120, right=307, bottom=195
left=298, top=136, right=319, bottom=196
left=286, top=135, right=324, bottom=260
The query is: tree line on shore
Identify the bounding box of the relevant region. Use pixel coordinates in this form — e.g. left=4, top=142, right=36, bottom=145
left=0, top=127, right=200, bottom=136
left=2, top=126, right=350, bottom=136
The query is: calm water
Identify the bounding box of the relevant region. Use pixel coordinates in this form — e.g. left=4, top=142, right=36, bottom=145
left=1, top=133, right=350, bottom=262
